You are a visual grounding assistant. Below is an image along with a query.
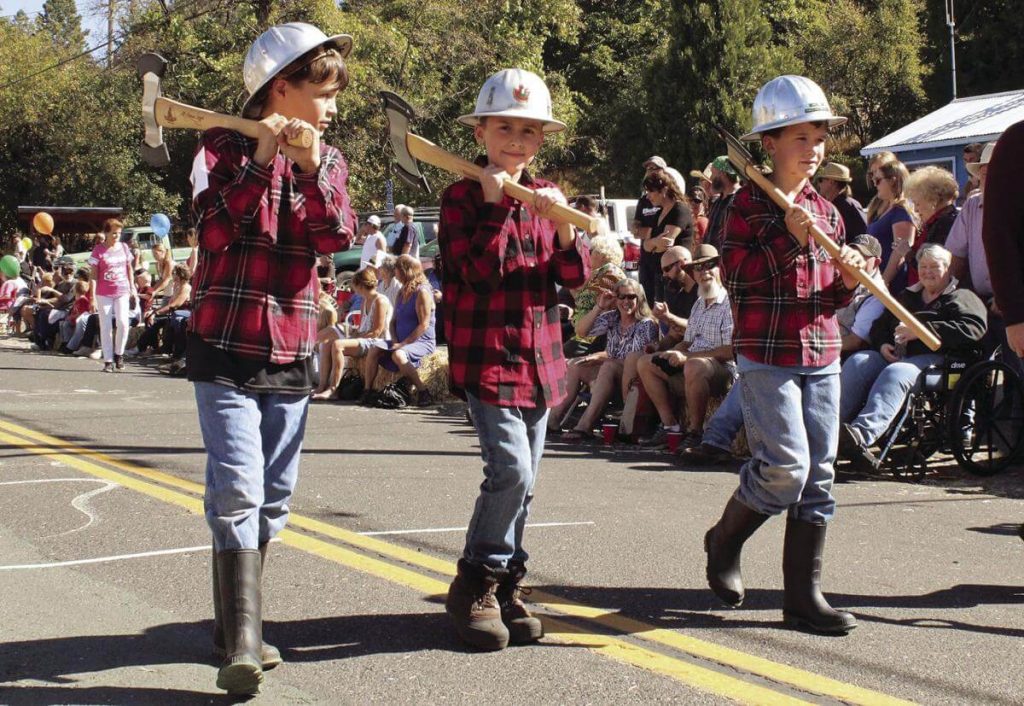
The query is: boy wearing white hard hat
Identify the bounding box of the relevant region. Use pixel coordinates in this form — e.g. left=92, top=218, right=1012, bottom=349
left=439, top=68, right=590, bottom=651
left=188, top=22, right=355, bottom=695
left=704, top=75, right=864, bottom=636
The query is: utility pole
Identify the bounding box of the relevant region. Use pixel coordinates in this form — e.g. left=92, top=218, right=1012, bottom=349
left=945, top=0, right=958, bottom=100
left=107, top=0, right=115, bottom=68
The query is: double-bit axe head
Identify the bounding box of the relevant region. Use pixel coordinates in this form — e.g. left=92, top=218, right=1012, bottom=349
left=138, top=53, right=171, bottom=168
left=380, top=91, right=431, bottom=193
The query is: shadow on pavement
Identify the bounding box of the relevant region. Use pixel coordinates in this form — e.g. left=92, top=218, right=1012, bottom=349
left=0, top=685, right=238, bottom=706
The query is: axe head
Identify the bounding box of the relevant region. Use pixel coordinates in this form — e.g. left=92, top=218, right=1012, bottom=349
left=380, top=91, right=430, bottom=193
left=716, top=125, right=756, bottom=180
left=138, top=53, right=170, bottom=168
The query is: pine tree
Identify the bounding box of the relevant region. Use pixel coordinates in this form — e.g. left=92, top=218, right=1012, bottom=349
left=38, top=0, right=88, bottom=52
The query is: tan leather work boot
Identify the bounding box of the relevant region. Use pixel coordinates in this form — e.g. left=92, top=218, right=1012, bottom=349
left=445, top=559, right=510, bottom=651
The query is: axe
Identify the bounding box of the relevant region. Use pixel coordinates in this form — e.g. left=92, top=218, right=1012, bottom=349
left=139, top=53, right=313, bottom=168
left=717, top=125, right=941, bottom=352
left=380, top=91, right=600, bottom=234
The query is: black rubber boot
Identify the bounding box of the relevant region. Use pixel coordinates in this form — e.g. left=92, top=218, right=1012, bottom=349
left=215, top=549, right=264, bottom=695
left=497, top=563, right=544, bottom=644
left=445, top=559, right=510, bottom=651
left=704, top=496, right=771, bottom=606
left=782, top=518, right=857, bottom=635
left=212, top=543, right=282, bottom=669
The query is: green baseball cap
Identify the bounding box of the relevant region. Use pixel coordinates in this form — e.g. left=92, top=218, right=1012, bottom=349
left=712, top=155, right=738, bottom=178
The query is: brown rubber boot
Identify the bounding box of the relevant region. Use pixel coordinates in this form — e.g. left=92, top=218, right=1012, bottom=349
left=782, top=518, right=857, bottom=634
left=215, top=549, right=264, bottom=695
left=498, top=563, right=544, bottom=644
left=445, top=559, right=510, bottom=651
left=704, top=496, right=771, bottom=607
left=212, top=543, right=282, bottom=669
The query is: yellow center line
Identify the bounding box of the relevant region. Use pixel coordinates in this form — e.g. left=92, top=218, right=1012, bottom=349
left=0, top=418, right=916, bottom=706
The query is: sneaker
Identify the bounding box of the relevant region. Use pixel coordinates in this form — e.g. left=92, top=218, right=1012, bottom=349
left=89, top=349, right=103, bottom=360
left=679, top=442, right=735, bottom=465
left=415, top=390, right=434, bottom=407
left=102, top=362, right=114, bottom=373
left=114, top=354, right=125, bottom=370
left=839, top=423, right=879, bottom=468
left=73, top=347, right=93, bottom=357
left=681, top=430, right=703, bottom=450
left=124, top=347, right=139, bottom=357
left=638, top=425, right=677, bottom=449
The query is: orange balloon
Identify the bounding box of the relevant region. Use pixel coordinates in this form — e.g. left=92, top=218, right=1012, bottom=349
left=32, top=211, right=54, bottom=235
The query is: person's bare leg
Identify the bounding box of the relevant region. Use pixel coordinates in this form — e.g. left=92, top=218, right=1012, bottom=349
left=575, top=360, right=622, bottom=432
left=621, top=350, right=643, bottom=401
left=312, top=341, right=332, bottom=396
left=637, top=355, right=679, bottom=427
left=364, top=346, right=382, bottom=390
left=393, top=350, right=427, bottom=392
left=548, top=359, right=586, bottom=430
left=684, top=358, right=714, bottom=432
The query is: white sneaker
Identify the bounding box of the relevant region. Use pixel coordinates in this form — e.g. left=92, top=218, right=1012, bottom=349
left=88, top=349, right=103, bottom=360
left=124, top=347, right=139, bottom=357
left=73, top=347, right=92, bottom=357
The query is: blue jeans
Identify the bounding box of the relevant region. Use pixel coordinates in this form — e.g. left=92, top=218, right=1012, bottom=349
left=734, top=356, right=840, bottom=523
left=702, top=382, right=744, bottom=451
left=463, top=393, right=549, bottom=568
left=840, top=350, right=943, bottom=445
left=194, top=381, right=310, bottom=551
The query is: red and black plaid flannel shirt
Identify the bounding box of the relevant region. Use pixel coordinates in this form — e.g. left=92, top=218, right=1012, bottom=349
left=189, top=128, right=353, bottom=364
left=439, top=174, right=590, bottom=408
left=722, top=182, right=854, bottom=368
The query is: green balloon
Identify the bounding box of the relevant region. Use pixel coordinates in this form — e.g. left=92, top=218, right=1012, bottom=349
left=0, top=254, right=20, bottom=278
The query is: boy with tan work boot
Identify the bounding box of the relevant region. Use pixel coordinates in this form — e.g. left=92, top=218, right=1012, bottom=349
left=438, top=69, right=590, bottom=650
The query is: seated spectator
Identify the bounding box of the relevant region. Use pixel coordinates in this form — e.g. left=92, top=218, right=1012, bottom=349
left=839, top=244, right=987, bottom=464
left=904, top=166, right=959, bottom=286
left=30, top=262, right=78, bottom=349
left=150, top=239, right=175, bottom=299
left=564, top=235, right=626, bottom=358
left=636, top=246, right=734, bottom=449
left=652, top=245, right=697, bottom=341
left=135, top=271, right=155, bottom=324
left=312, top=268, right=392, bottom=400
left=137, top=264, right=191, bottom=358
left=317, top=254, right=337, bottom=296
left=548, top=278, right=659, bottom=441
left=364, top=255, right=436, bottom=407
left=0, top=268, right=30, bottom=321
left=57, top=271, right=92, bottom=353
left=377, top=255, right=402, bottom=308
left=426, top=253, right=446, bottom=345
left=837, top=234, right=888, bottom=354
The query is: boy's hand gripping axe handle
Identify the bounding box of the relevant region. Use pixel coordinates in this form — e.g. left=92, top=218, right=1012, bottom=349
left=381, top=90, right=600, bottom=234
left=139, top=53, right=313, bottom=168
left=717, top=125, right=941, bottom=352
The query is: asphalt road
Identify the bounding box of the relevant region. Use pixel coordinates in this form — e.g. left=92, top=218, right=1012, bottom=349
left=1, top=336, right=1022, bottom=705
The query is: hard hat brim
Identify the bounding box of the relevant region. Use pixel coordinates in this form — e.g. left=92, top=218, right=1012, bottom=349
left=741, top=114, right=847, bottom=142
left=241, top=33, right=353, bottom=118
left=457, top=111, right=566, bottom=133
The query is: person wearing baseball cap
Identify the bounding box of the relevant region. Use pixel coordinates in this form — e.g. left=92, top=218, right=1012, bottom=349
left=705, top=155, right=743, bottom=251
left=816, top=162, right=867, bottom=238
left=633, top=156, right=668, bottom=246
left=836, top=234, right=887, bottom=352
left=358, top=215, right=387, bottom=272
left=189, top=21, right=355, bottom=696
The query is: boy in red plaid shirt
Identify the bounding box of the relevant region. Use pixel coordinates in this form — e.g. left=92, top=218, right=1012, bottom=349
left=187, top=23, right=354, bottom=695
left=439, top=69, right=590, bottom=650
left=703, top=76, right=865, bottom=635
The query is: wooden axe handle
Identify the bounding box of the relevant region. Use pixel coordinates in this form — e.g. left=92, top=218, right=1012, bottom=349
left=737, top=160, right=942, bottom=352
left=406, top=133, right=600, bottom=233
left=155, top=97, right=313, bottom=149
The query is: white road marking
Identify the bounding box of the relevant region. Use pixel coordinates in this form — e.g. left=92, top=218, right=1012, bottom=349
left=0, top=538, right=282, bottom=571
left=359, top=521, right=595, bottom=536
left=0, top=477, right=119, bottom=536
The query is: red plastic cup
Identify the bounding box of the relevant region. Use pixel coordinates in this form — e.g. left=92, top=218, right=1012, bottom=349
left=666, top=431, right=683, bottom=453
left=601, top=423, right=618, bottom=444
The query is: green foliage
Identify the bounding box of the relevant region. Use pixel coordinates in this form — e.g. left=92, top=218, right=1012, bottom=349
left=0, top=0, right=953, bottom=244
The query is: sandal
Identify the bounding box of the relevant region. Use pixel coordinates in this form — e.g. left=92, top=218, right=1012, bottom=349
left=561, top=429, right=594, bottom=443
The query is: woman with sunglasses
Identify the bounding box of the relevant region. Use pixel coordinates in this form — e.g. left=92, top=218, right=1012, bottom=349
left=866, top=159, right=916, bottom=294
left=548, top=278, right=658, bottom=441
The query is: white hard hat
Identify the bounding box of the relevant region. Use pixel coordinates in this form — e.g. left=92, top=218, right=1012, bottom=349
left=242, top=22, right=353, bottom=118
left=741, top=75, right=846, bottom=142
left=458, top=68, right=565, bottom=133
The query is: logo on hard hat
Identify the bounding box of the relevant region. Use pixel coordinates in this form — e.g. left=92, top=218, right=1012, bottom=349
left=512, top=84, right=531, bottom=103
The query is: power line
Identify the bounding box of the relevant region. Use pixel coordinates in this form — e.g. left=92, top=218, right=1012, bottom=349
left=0, top=0, right=221, bottom=92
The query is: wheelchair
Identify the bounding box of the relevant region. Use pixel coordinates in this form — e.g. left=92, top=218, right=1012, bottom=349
left=872, top=351, right=1024, bottom=482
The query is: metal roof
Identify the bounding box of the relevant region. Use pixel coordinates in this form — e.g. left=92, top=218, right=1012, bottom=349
left=861, top=89, right=1024, bottom=156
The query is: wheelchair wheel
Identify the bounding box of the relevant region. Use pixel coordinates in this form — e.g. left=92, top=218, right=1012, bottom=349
left=948, top=360, right=1024, bottom=476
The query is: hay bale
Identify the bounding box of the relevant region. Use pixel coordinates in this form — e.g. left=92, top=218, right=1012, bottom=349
left=701, top=392, right=749, bottom=458
left=347, top=346, right=453, bottom=401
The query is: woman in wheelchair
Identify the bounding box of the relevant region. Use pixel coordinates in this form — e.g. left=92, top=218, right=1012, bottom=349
left=838, top=244, right=988, bottom=463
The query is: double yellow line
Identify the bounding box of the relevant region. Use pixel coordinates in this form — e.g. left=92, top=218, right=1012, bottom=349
left=0, top=418, right=914, bottom=706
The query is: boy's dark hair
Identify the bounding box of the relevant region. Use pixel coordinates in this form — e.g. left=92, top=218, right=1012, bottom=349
left=172, top=263, right=192, bottom=283
left=574, top=196, right=596, bottom=211
left=243, top=46, right=349, bottom=119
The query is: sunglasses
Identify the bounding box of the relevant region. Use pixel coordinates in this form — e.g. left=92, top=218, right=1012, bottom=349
left=688, top=260, right=718, bottom=272
left=617, top=293, right=638, bottom=301
left=662, top=261, right=682, bottom=274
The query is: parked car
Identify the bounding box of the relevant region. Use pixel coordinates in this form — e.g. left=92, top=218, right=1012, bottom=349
left=333, top=207, right=440, bottom=284
left=573, top=196, right=641, bottom=278
left=67, top=226, right=192, bottom=276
